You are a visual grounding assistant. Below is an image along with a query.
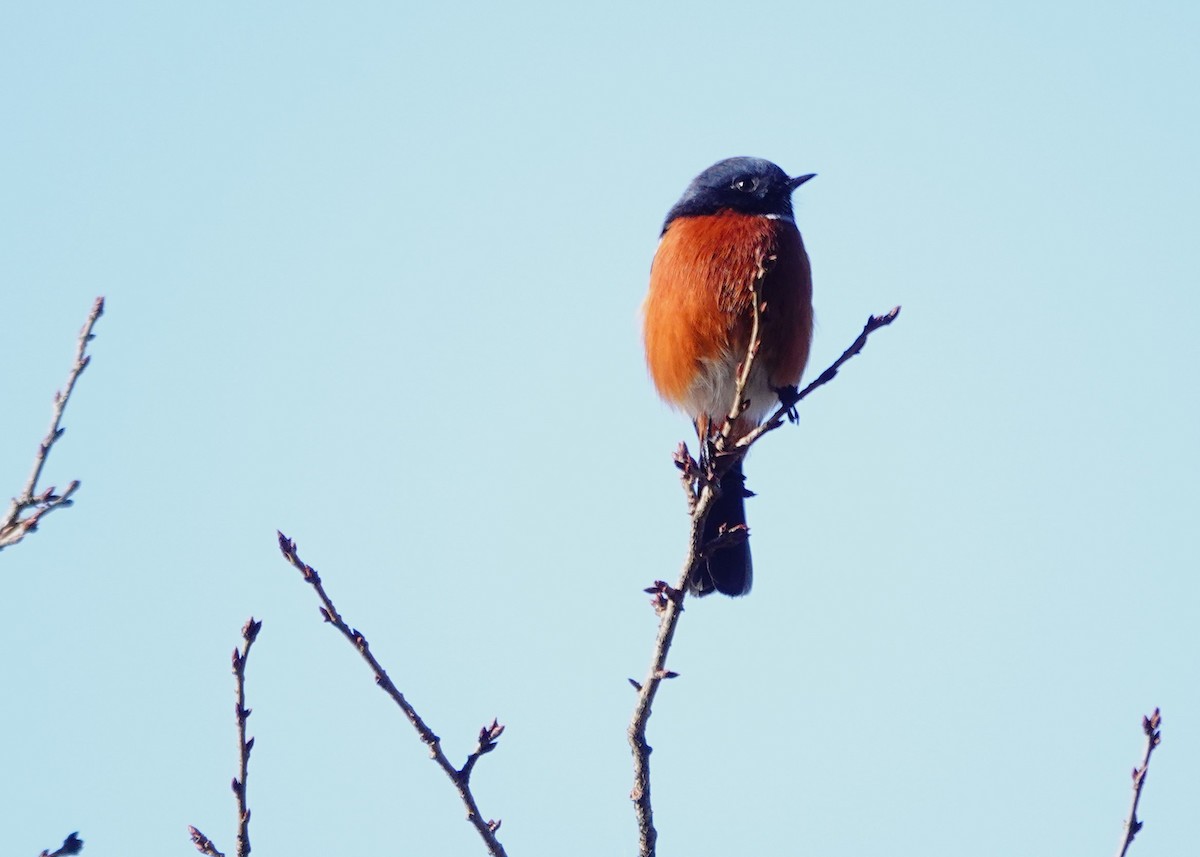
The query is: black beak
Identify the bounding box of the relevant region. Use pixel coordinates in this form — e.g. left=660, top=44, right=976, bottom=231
left=788, top=173, right=817, bottom=190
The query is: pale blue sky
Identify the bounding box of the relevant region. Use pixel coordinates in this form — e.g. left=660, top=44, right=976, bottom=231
left=2, top=2, right=1197, bottom=855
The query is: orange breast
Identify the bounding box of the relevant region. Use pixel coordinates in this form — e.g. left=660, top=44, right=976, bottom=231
left=643, top=211, right=813, bottom=416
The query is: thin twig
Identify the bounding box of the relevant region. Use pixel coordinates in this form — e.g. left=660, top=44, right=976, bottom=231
left=628, top=263, right=775, bottom=857
left=719, top=259, right=771, bottom=438
left=276, top=532, right=508, bottom=857
left=38, top=832, right=83, bottom=857
left=1115, top=708, right=1163, bottom=857
left=232, top=618, right=261, bottom=857
left=188, top=826, right=225, bottom=857
left=189, top=619, right=261, bottom=857
left=630, top=271, right=901, bottom=855
left=1, top=297, right=105, bottom=552
left=736, top=305, right=901, bottom=450
left=625, top=504, right=708, bottom=857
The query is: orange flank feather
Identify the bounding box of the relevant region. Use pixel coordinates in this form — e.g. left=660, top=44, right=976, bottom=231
left=643, top=210, right=813, bottom=428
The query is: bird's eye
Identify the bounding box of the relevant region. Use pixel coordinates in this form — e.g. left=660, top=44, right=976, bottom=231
left=732, top=177, right=758, bottom=192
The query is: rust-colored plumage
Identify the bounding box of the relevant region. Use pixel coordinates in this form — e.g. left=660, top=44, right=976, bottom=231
left=644, top=210, right=812, bottom=429
left=642, top=157, right=815, bottom=597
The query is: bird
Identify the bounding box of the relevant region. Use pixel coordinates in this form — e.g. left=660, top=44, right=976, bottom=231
left=643, top=156, right=815, bottom=597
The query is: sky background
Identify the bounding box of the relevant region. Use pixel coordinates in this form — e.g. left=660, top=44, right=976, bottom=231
left=2, top=1, right=1197, bottom=855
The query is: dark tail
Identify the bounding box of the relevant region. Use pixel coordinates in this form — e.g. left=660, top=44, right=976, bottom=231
left=689, top=459, right=753, bottom=597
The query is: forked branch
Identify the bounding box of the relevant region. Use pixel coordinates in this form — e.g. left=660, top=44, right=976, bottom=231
left=629, top=262, right=900, bottom=857
left=1, top=297, right=105, bottom=552
left=738, top=305, right=901, bottom=449
left=276, top=532, right=508, bottom=857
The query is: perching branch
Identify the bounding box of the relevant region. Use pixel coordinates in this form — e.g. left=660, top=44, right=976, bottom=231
left=38, top=832, right=83, bottom=857
left=627, top=263, right=774, bottom=857
left=276, top=532, right=508, bottom=857
left=190, top=618, right=261, bottom=857
left=629, top=261, right=900, bottom=857
left=1, top=297, right=105, bottom=552
left=737, top=304, right=901, bottom=450
left=627, top=278, right=768, bottom=856
left=1114, top=707, right=1163, bottom=857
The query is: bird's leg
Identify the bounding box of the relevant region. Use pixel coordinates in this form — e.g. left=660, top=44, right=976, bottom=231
left=773, top=384, right=801, bottom=423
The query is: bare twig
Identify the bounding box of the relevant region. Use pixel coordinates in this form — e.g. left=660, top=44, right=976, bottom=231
left=232, top=618, right=261, bottom=857
left=276, top=532, right=508, bottom=857
left=629, top=264, right=773, bottom=857
left=631, top=435, right=745, bottom=855
left=38, top=832, right=83, bottom=857
left=626, top=504, right=707, bottom=857
left=737, top=305, right=901, bottom=449
left=1, top=297, right=105, bottom=552
left=188, top=826, right=225, bottom=857
left=630, top=265, right=901, bottom=855
left=1115, top=708, right=1163, bottom=857
left=189, top=619, right=261, bottom=857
